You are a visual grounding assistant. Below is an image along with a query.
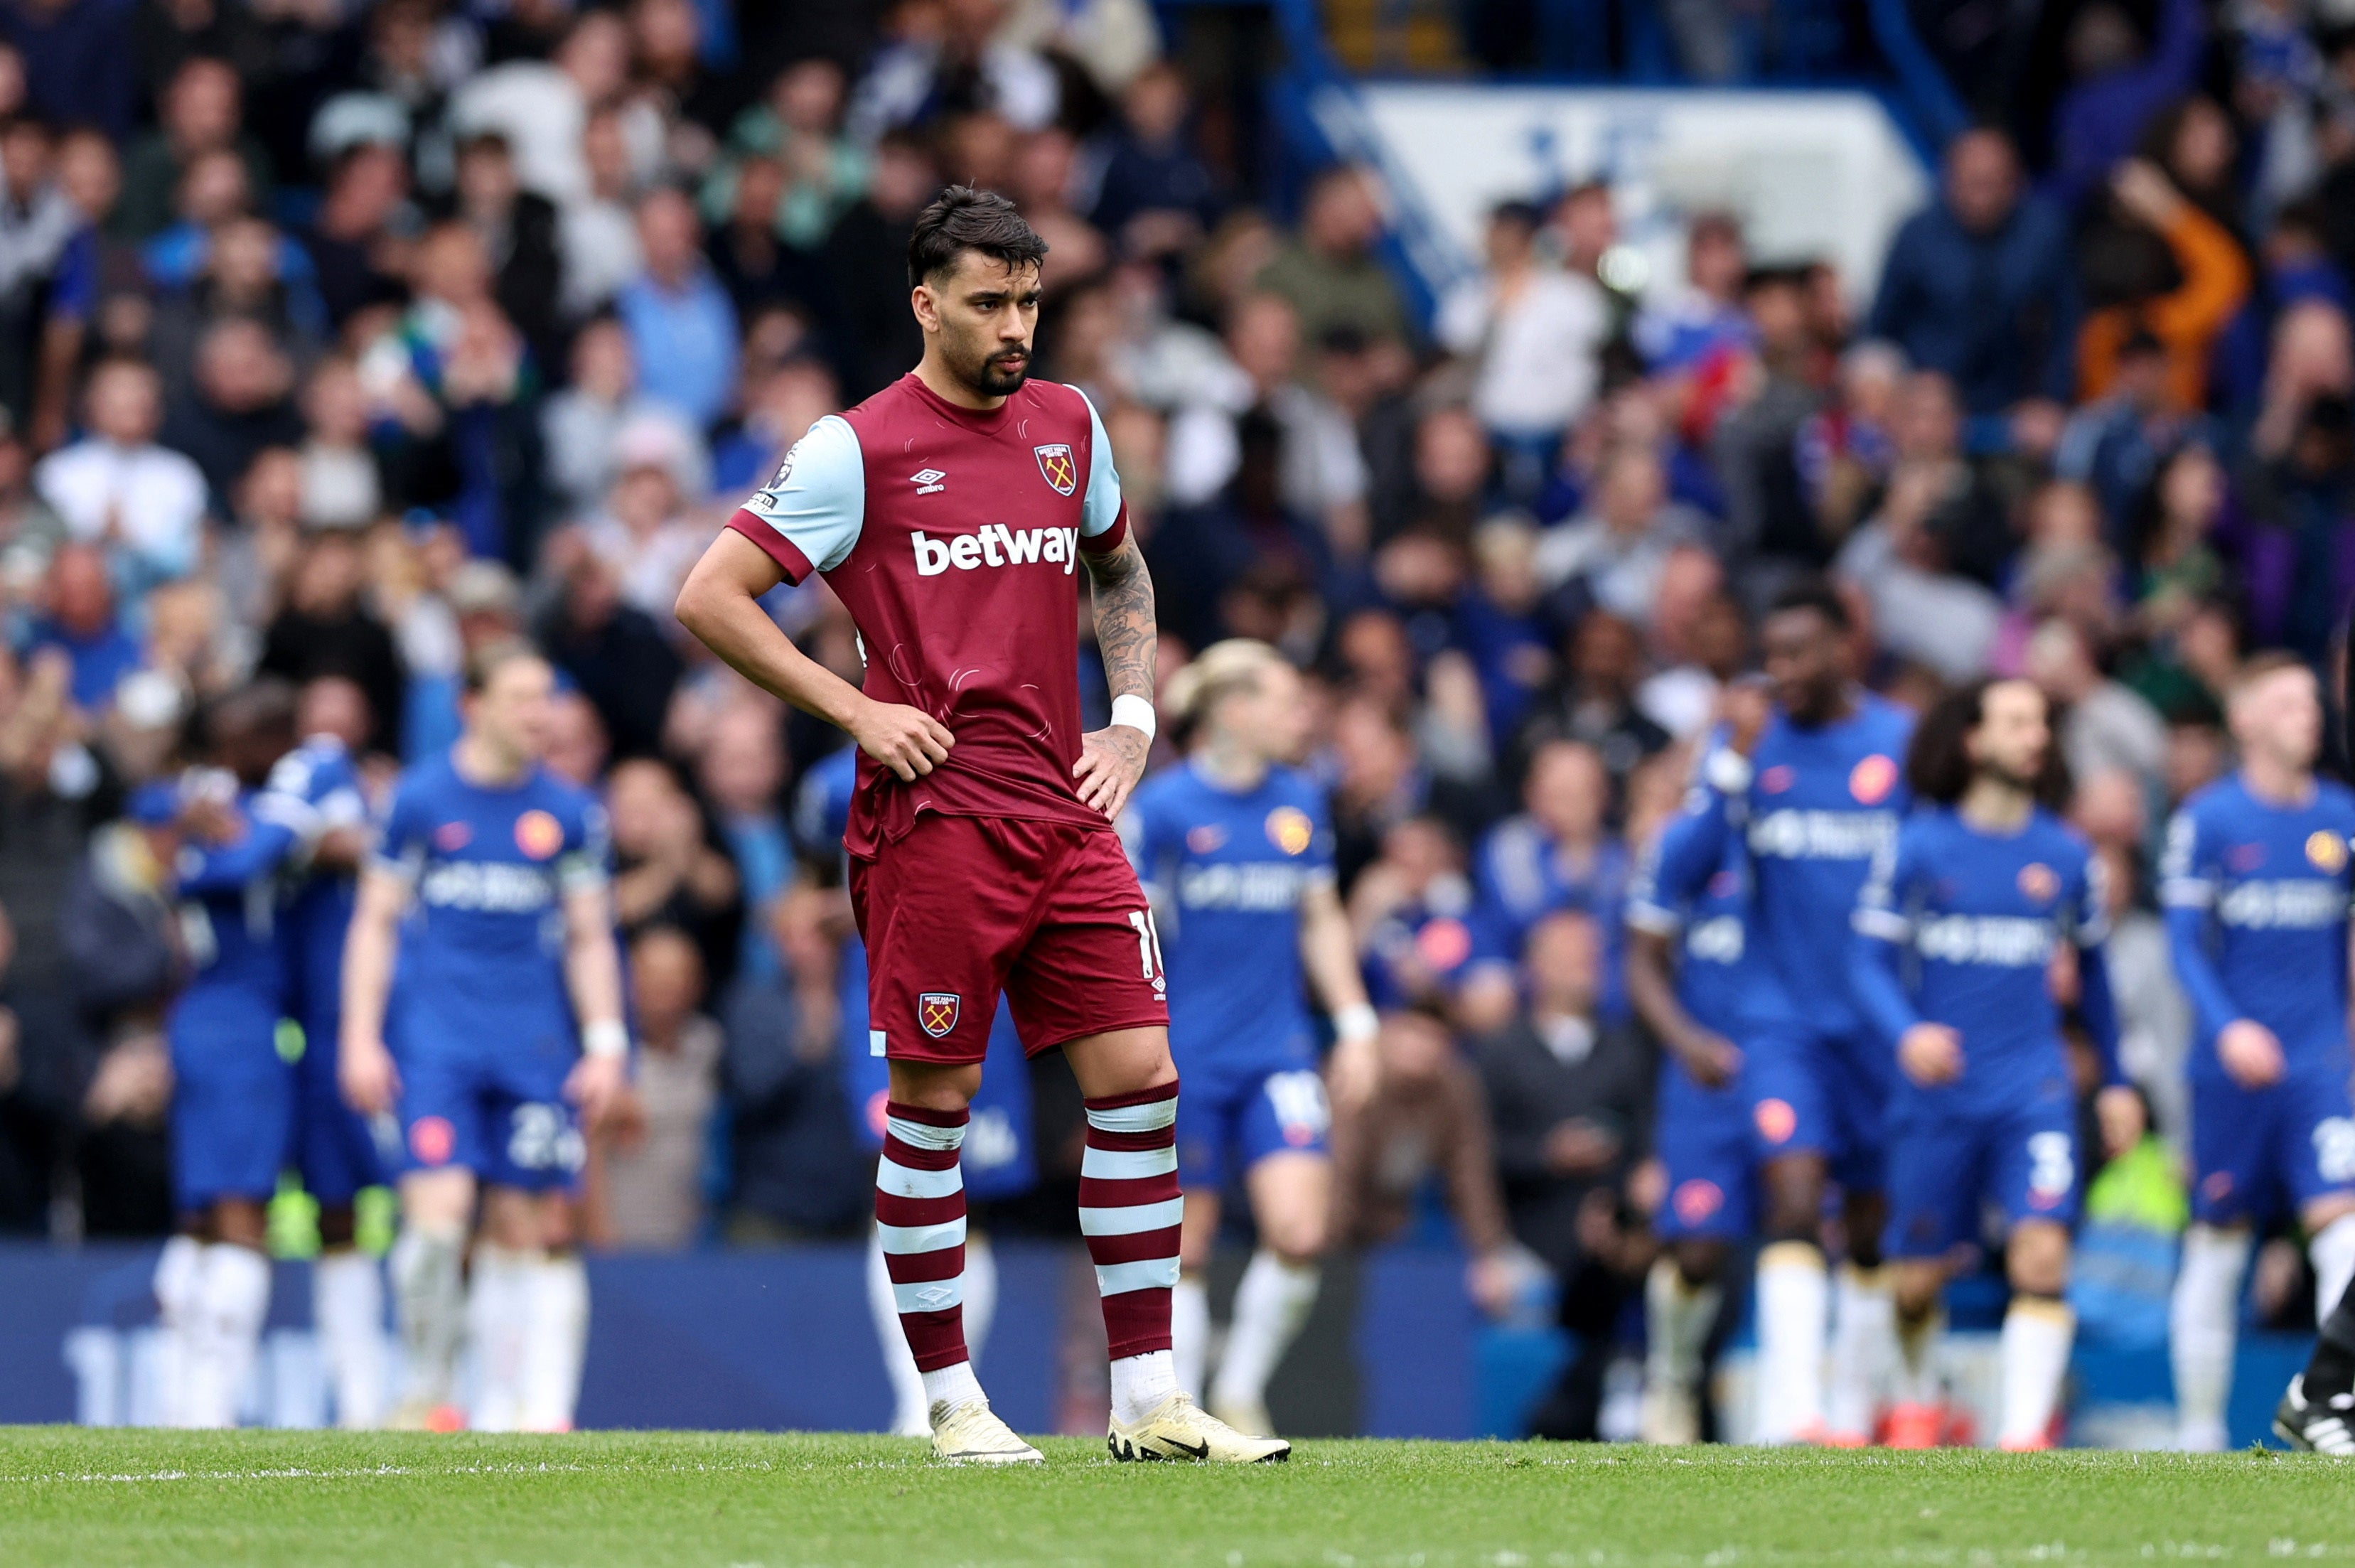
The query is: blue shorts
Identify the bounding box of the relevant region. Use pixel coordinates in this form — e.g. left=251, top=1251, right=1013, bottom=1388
left=390, top=999, right=581, bottom=1193
left=168, top=991, right=291, bottom=1210
left=286, top=1009, right=387, bottom=1206
left=1884, top=1084, right=2079, bottom=1259
left=1745, top=1026, right=1889, bottom=1194
left=1176, top=1065, right=1331, bottom=1191
left=1654, top=1066, right=1754, bottom=1242
left=2190, top=1060, right=2355, bottom=1227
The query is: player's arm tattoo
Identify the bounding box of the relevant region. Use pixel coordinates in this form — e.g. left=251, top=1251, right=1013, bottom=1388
left=1082, top=532, right=1157, bottom=700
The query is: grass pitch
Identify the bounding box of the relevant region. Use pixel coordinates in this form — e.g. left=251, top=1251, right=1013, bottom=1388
left=0, top=1428, right=2346, bottom=1567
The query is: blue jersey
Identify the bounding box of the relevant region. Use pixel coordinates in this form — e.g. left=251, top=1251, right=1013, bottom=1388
left=373, top=751, right=608, bottom=1048
left=1121, top=759, right=1334, bottom=1083
left=1626, top=807, right=1786, bottom=1043
left=270, top=736, right=369, bottom=1038
left=2161, top=773, right=2355, bottom=1074
left=1852, top=806, right=2116, bottom=1110
left=174, top=783, right=309, bottom=1024
left=1472, top=815, right=1631, bottom=1019
left=1695, top=693, right=1914, bottom=1039
left=793, top=746, right=1035, bottom=1198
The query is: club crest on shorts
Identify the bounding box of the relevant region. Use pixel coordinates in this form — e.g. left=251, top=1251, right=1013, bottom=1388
left=918, top=992, right=961, bottom=1038
left=1034, top=443, right=1077, bottom=496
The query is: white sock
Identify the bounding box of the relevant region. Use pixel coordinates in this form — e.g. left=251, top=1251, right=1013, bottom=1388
left=2169, top=1224, right=2250, bottom=1450
left=2311, top=1214, right=2355, bottom=1322
left=185, top=1243, right=272, bottom=1429
left=1644, top=1257, right=1722, bottom=1395
left=1754, top=1240, right=1828, bottom=1443
left=1110, top=1348, right=1178, bottom=1426
left=1893, top=1305, right=1945, bottom=1405
left=466, top=1244, right=535, bottom=1433
left=1210, top=1250, right=1319, bottom=1414
left=867, top=1225, right=932, bottom=1436
left=1171, top=1273, right=1211, bottom=1400
left=964, top=1231, right=998, bottom=1365
left=920, top=1358, right=984, bottom=1414
left=390, top=1223, right=466, bottom=1411
left=313, top=1250, right=387, bottom=1430
left=1825, top=1262, right=1896, bottom=1440
left=519, top=1252, right=589, bottom=1432
left=152, top=1235, right=204, bottom=1429
left=1997, top=1296, right=2075, bottom=1448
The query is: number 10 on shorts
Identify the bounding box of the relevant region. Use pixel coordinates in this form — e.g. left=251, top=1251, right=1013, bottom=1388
left=1128, top=909, right=1168, bottom=997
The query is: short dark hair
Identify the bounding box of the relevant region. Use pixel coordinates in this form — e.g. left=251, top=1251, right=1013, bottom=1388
left=906, top=186, right=1048, bottom=289
left=1906, top=677, right=2072, bottom=809
left=1766, top=579, right=1851, bottom=633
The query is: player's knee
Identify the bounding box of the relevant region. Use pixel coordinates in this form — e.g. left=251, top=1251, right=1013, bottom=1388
left=2305, top=1193, right=2355, bottom=1234
left=1892, top=1263, right=1943, bottom=1321
left=316, top=1205, right=358, bottom=1251
left=212, top=1199, right=268, bottom=1250
left=1760, top=1156, right=1824, bottom=1243
left=2007, top=1223, right=2070, bottom=1298
left=1264, top=1211, right=1326, bottom=1266
left=886, top=1060, right=982, bottom=1113
left=1672, top=1239, right=1727, bottom=1288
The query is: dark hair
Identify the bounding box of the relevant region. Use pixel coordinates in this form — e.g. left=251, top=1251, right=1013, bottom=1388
left=1906, top=677, right=2071, bottom=809
left=1765, top=579, right=1851, bottom=633
left=906, top=186, right=1048, bottom=288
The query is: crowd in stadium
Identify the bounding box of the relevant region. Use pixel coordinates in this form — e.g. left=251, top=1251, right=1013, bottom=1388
left=5, top=0, right=2355, bottom=1446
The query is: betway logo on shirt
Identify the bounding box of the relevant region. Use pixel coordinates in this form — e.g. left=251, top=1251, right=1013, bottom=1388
left=420, top=860, right=554, bottom=913
left=1916, top=914, right=2054, bottom=967
left=1747, top=809, right=1896, bottom=861
left=912, top=525, right=1081, bottom=577
left=2219, top=879, right=2349, bottom=930
left=1178, top=861, right=1312, bottom=912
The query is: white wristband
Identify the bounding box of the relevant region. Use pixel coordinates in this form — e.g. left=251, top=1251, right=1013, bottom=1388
left=1110, top=694, right=1157, bottom=741
left=1334, top=1004, right=1380, bottom=1044
left=582, top=1020, right=629, bottom=1059
left=1702, top=747, right=1753, bottom=796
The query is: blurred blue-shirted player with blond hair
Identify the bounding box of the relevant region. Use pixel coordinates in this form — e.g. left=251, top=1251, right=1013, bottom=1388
left=2160, top=652, right=2355, bottom=1451
left=1120, top=640, right=1380, bottom=1437
left=338, top=641, right=631, bottom=1432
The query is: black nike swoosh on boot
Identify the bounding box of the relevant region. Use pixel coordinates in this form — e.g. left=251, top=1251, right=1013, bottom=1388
left=1159, top=1438, right=1210, bottom=1459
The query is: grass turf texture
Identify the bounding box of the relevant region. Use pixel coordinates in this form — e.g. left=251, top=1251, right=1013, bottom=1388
left=0, top=1429, right=2348, bottom=1567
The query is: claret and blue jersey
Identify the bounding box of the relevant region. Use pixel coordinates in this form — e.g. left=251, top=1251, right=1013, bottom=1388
left=1122, top=759, right=1336, bottom=1191
left=371, top=750, right=609, bottom=1188
left=1851, top=805, right=2118, bottom=1255
left=2161, top=773, right=2355, bottom=1225
left=792, top=746, right=1035, bottom=1201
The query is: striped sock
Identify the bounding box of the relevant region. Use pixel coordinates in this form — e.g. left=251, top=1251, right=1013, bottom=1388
left=1079, top=1082, right=1183, bottom=1362
left=876, top=1102, right=971, bottom=1373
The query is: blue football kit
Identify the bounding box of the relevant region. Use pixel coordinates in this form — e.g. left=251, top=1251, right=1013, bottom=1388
left=372, top=751, right=608, bottom=1191
left=1852, top=807, right=2121, bottom=1257
left=1626, top=810, right=1791, bottom=1242
left=1690, top=694, right=1914, bottom=1188
left=1121, top=759, right=1336, bottom=1191
left=793, top=746, right=1035, bottom=1200
left=2160, top=773, right=2355, bottom=1226
left=168, top=780, right=309, bottom=1210
left=271, top=737, right=387, bottom=1204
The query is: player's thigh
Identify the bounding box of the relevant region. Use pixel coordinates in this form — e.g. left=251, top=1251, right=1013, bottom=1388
left=853, top=815, right=1036, bottom=1068
left=1003, top=826, right=1170, bottom=1059
left=1882, top=1106, right=1987, bottom=1264
left=2188, top=1073, right=2278, bottom=1227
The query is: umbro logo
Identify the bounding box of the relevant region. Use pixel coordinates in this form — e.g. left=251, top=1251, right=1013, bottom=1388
left=911, top=468, right=946, bottom=495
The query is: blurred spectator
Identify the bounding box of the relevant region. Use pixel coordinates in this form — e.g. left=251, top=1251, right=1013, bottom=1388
left=114, top=56, right=272, bottom=242
left=1084, top=60, right=1218, bottom=248
left=545, top=318, right=710, bottom=522
left=537, top=551, right=681, bottom=759
left=590, top=925, right=721, bottom=1250
left=257, top=530, right=404, bottom=757
left=618, top=186, right=741, bottom=433
left=2077, top=161, right=2250, bottom=412
left=1631, top=212, right=1750, bottom=375
left=822, top=129, right=938, bottom=401
left=33, top=358, right=206, bottom=593
left=1255, top=165, right=1410, bottom=351
left=848, top=0, right=1060, bottom=141
left=1472, top=739, right=1630, bottom=1006
left=301, top=144, right=411, bottom=331
left=2027, top=616, right=2168, bottom=793
left=608, top=756, right=740, bottom=989
left=1473, top=911, right=1652, bottom=1440
left=1437, top=200, right=1609, bottom=497
left=1514, top=609, right=1672, bottom=790
left=449, top=9, right=635, bottom=208
left=158, top=319, right=304, bottom=507
left=695, top=704, right=790, bottom=986
left=1868, top=129, right=2078, bottom=417
left=2048, top=0, right=2205, bottom=208
left=1535, top=444, right=1708, bottom=627
left=26, top=542, right=137, bottom=712
left=445, top=131, right=565, bottom=370
left=712, top=59, right=867, bottom=252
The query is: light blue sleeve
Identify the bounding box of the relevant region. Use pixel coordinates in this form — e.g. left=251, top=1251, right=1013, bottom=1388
left=1075, top=389, right=1124, bottom=539
left=738, top=414, right=867, bottom=574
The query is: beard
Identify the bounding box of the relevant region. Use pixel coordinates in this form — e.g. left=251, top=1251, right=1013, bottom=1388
left=954, top=338, right=1031, bottom=398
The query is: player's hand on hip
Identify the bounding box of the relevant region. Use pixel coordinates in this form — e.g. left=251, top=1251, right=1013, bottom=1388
left=2095, top=1083, right=2146, bottom=1158
left=851, top=699, right=953, bottom=781
left=1897, top=1022, right=1964, bottom=1086
left=1073, top=722, right=1149, bottom=817
left=564, top=1051, right=632, bottom=1131
left=2216, top=1019, right=2285, bottom=1088
left=339, top=1036, right=399, bottom=1117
